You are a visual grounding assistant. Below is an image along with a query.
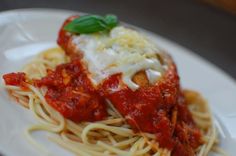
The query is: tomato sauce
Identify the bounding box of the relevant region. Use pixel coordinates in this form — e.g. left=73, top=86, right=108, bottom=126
left=34, top=59, right=107, bottom=122
left=3, top=72, right=28, bottom=90
left=100, top=62, right=202, bottom=155
left=57, top=15, right=79, bottom=52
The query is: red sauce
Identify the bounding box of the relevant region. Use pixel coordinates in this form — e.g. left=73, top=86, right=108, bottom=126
left=3, top=72, right=28, bottom=90
left=34, top=59, right=107, bottom=122
left=100, top=62, right=202, bottom=154
left=57, top=15, right=79, bottom=51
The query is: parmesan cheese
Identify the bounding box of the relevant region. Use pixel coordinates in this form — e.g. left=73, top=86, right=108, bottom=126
left=72, top=26, right=165, bottom=90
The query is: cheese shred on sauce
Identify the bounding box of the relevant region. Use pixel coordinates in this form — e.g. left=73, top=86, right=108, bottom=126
left=72, top=26, right=165, bottom=90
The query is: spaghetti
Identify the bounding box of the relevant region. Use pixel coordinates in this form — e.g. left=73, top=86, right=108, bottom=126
left=3, top=48, right=226, bottom=156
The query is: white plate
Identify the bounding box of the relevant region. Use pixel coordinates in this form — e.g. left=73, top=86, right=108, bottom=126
left=0, top=9, right=235, bottom=156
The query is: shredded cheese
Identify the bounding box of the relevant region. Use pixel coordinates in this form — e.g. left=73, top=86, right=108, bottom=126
left=72, top=26, right=165, bottom=90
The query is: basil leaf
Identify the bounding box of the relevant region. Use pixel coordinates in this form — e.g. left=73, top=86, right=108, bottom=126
left=64, top=14, right=118, bottom=34
left=104, top=14, right=118, bottom=29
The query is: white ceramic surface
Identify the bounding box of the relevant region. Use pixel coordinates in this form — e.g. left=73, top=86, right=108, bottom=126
left=0, top=9, right=235, bottom=156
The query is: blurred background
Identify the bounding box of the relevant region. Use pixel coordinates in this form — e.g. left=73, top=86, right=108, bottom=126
left=1, top=0, right=236, bottom=79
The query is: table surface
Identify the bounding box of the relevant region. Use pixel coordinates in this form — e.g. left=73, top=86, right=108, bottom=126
left=1, top=0, right=236, bottom=80
left=0, top=1, right=236, bottom=155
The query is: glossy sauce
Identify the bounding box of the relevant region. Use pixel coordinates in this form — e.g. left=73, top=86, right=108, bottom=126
left=34, top=59, right=107, bottom=122
left=100, top=62, right=202, bottom=155
left=3, top=72, right=28, bottom=90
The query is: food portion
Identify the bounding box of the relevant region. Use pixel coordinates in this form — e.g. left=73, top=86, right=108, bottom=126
left=2, top=14, right=222, bottom=156
left=57, top=15, right=202, bottom=155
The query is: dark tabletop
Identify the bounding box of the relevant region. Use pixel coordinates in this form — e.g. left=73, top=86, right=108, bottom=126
left=1, top=0, right=236, bottom=79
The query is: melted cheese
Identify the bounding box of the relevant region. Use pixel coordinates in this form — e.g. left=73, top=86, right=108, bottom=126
left=72, top=26, right=165, bottom=90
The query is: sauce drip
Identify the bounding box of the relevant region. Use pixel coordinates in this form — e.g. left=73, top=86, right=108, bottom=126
left=3, top=72, right=26, bottom=86
left=3, top=72, right=28, bottom=90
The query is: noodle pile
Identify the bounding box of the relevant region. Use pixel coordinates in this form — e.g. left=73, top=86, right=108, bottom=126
left=4, top=47, right=226, bottom=156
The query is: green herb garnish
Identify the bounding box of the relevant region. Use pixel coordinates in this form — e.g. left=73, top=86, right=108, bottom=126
left=64, top=14, right=118, bottom=34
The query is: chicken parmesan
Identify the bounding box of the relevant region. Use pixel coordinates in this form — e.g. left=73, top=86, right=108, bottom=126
left=2, top=14, right=223, bottom=156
